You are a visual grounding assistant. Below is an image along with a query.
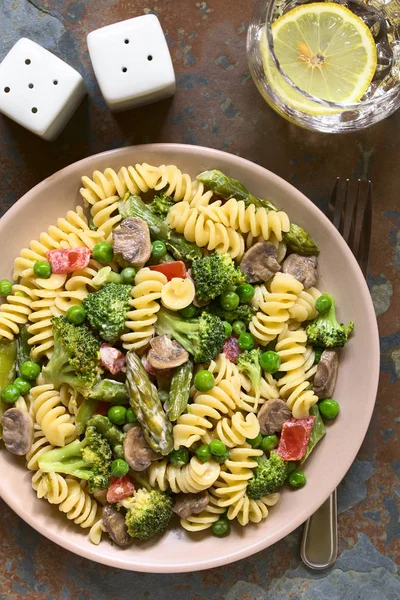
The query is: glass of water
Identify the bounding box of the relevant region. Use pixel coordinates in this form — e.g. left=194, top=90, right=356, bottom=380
left=247, top=0, right=400, bottom=132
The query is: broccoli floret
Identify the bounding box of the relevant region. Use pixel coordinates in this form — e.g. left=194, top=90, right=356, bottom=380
left=121, top=488, right=173, bottom=540
left=191, top=253, right=246, bottom=302
left=206, top=302, right=257, bottom=326
left=150, top=193, right=174, bottom=219
left=82, top=282, right=133, bottom=343
left=237, top=349, right=262, bottom=400
left=38, top=425, right=112, bottom=492
left=155, top=307, right=225, bottom=363
left=306, top=294, right=354, bottom=348
left=247, top=452, right=288, bottom=500
left=42, top=317, right=101, bottom=397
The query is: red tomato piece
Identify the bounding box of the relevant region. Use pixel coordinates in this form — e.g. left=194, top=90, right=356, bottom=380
left=46, top=247, right=91, bottom=274
left=149, top=261, right=186, bottom=281
left=223, top=336, right=241, bottom=364
left=94, top=401, right=109, bottom=416
left=277, top=416, right=315, bottom=461
left=106, top=476, right=135, bottom=504
left=100, top=344, right=126, bottom=374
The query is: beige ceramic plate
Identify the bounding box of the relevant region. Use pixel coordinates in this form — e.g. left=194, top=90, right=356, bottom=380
left=0, top=144, right=379, bottom=572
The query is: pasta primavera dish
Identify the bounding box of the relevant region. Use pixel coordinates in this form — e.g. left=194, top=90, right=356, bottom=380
left=0, top=164, right=354, bottom=547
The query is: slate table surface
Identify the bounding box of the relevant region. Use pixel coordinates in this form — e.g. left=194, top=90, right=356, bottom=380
left=0, top=1, right=399, bottom=598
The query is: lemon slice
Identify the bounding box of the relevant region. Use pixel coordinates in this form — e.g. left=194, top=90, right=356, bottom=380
left=260, top=2, right=377, bottom=115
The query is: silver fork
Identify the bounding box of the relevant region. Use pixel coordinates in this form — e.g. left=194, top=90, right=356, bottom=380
left=300, top=178, right=372, bottom=570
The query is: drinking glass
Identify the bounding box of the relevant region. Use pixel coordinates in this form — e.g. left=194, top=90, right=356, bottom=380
left=247, top=0, right=400, bottom=132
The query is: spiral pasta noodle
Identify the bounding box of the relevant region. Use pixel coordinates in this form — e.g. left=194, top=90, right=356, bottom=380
left=154, top=164, right=193, bottom=202
left=167, top=202, right=245, bottom=259
left=80, top=163, right=163, bottom=205
left=32, top=470, right=70, bottom=504
left=249, top=273, right=304, bottom=344
left=30, top=383, right=77, bottom=447
left=122, top=267, right=167, bottom=351
left=275, top=325, right=318, bottom=418
left=173, top=374, right=241, bottom=449
left=58, top=479, right=100, bottom=529
left=199, top=198, right=290, bottom=242
left=147, top=457, right=221, bottom=494
left=89, top=517, right=106, bottom=545
left=203, top=412, right=260, bottom=448
left=27, top=275, right=66, bottom=360
left=180, top=492, right=225, bottom=532
left=0, top=278, right=38, bottom=340
left=54, top=260, right=103, bottom=314
left=289, top=287, right=321, bottom=323
left=26, top=424, right=54, bottom=471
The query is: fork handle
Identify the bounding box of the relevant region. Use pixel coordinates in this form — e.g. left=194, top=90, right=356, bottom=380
left=300, top=489, right=338, bottom=570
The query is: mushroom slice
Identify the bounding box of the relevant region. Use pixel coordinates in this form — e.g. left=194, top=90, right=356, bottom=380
left=112, top=217, right=151, bottom=267
left=257, top=399, right=292, bottom=436
left=102, top=504, right=132, bottom=547
left=173, top=491, right=209, bottom=520
left=313, top=350, right=339, bottom=399
left=147, top=335, right=189, bottom=370
left=2, top=408, right=34, bottom=455
left=282, top=253, right=318, bottom=289
left=240, top=242, right=281, bottom=283
left=123, top=425, right=160, bottom=471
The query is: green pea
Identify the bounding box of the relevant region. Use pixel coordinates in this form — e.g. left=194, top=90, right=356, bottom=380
left=169, top=448, right=190, bottom=467
left=236, top=283, right=255, bottom=303
left=223, top=321, right=233, bottom=339
left=319, top=398, right=340, bottom=420
left=261, top=434, right=279, bottom=452
left=232, top=320, right=246, bottom=336
left=33, top=261, right=52, bottom=279
left=315, top=294, right=332, bottom=314
left=0, top=279, right=13, bottom=297
left=209, top=439, right=227, bottom=457
left=20, top=360, right=41, bottom=381
left=107, top=271, right=122, bottom=284
left=220, top=291, right=240, bottom=311
left=212, top=517, right=230, bottom=537
left=194, top=370, right=214, bottom=392
left=93, top=242, right=114, bottom=264
left=260, top=350, right=281, bottom=374
left=196, top=444, right=212, bottom=463
left=288, top=470, right=307, bottom=488
left=213, top=450, right=230, bottom=463
left=151, top=240, right=167, bottom=259
left=238, top=332, right=255, bottom=350
left=286, top=461, right=297, bottom=476
left=246, top=433, right=263, bottom=448
left=107, top=405, right=127, bottom=425
left=13, top=377, right=31, bottom=395
left=126, top=408, right=138, bottom=423
left=1, top=384, right=20, bottom=405
left=66, top=305, right=86, bottom=325
left=179, top=304, right=198, bottom=319
left=313, top=347, right=324, bottom=365
left=111, top=459, right=129, bottom=477
left=121, top=267, right=136, bottom=284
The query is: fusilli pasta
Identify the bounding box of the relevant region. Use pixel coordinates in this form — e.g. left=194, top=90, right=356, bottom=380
left=147, top=457, right=221, bottom=493
left=0, top=278, right=38, bottom=340
left=30, top=383, right=77, bottom=447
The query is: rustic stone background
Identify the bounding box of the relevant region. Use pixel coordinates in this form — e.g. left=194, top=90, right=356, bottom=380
left=0, top=1, right=399, bottom=598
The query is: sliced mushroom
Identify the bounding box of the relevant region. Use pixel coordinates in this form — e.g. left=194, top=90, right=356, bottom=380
left=102, top=504, right=132, bottom=547
left=172, top=491, right=209, bottom=520
left=313, top=350, right=339, bottom=399
left=123, top=425, right=160, bottom=471
left=148, top=335, right=189, bottom=370
left=240, top=242, right=281, bottom=283
left=257, top=399, right=292, bottom=436
left=282, top=254, right=318, bottom=289
left=2, top=408, right=33, bottom=455
left=112, top=217, right=151, bottom=267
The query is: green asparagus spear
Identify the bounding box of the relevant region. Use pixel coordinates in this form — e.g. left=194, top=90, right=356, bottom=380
left=125, top=351, right=173, bottom=455
left=0, top=339, right=18, bottom=439
left=167, top=360, right=193, bottom=421
left=17, top=325, right=32, bottom=373
left=87, top=414, right=125, bottom=458
left=0, top=339, right=17, bottom=392
left=89, top=379, right=129, bottom=404
left=197, top=170, right=319, bottom=256
left=75, top=398, right=98, bottom=435
left=119, top=196, right=202, bottom=262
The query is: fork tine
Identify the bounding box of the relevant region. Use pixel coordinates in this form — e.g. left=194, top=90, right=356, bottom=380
left=347, top=180, right=360, bottom=253
left=357, top=180, right=372, bottom=277
left=327, top=177, right=339, bottom=224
